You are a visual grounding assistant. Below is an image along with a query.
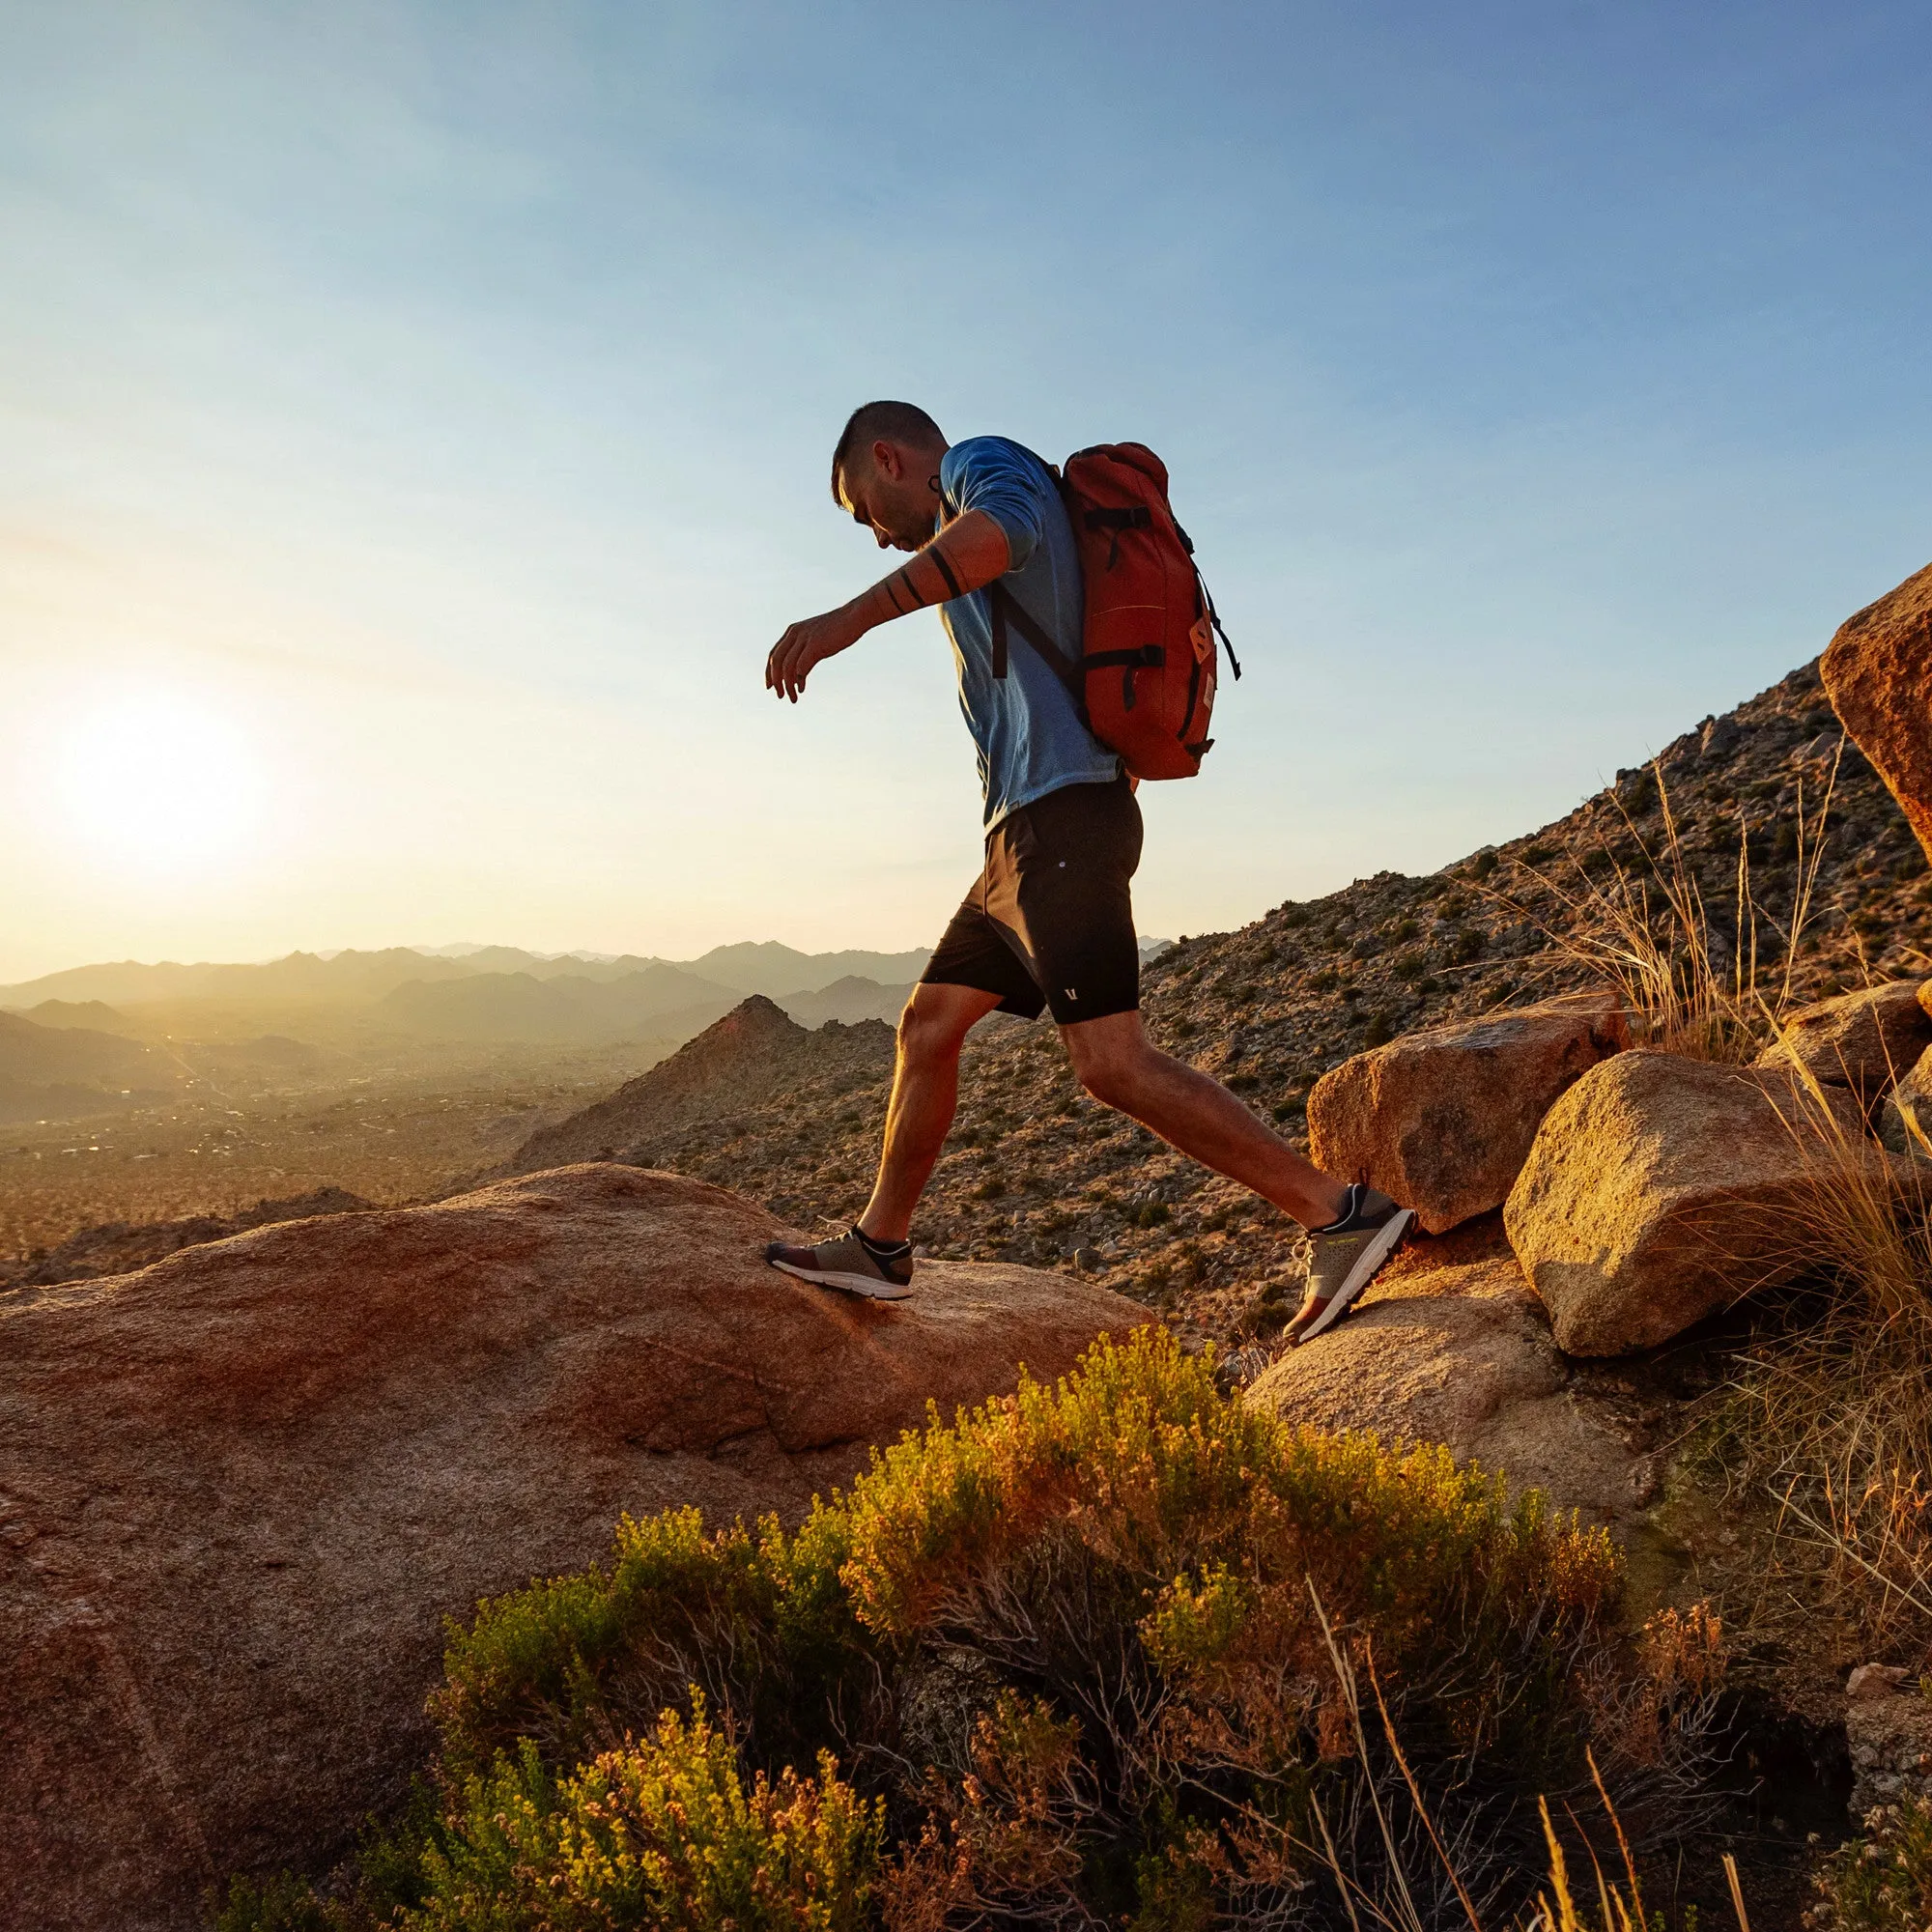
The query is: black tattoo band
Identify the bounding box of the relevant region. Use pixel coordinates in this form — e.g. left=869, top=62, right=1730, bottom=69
left=929, top=547, right=963, bottom=600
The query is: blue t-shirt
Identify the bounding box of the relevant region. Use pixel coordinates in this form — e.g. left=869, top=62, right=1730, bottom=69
left=937, top=436, right=1121, bottom=830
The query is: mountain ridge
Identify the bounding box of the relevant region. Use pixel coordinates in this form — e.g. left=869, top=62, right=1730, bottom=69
left=0, top=941, right=937, bottom=1012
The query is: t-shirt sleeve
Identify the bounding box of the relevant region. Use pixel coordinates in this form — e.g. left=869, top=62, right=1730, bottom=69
left=940, top=438, right=1053, bottom=571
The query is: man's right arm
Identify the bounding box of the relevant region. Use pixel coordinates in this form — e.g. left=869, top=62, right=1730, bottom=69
left=764, top=510, right=1011, bottom=703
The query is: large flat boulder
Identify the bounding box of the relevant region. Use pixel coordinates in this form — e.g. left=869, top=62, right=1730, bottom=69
left=1504, top=1050, right=1875, bottom=1356
left=1246, top=1230, right=1645, bottom=1526
left=0, top=1163, right=1141, bottom=1932
left=1754, top=980, right=1932, bottom=1112
left=1307, top=992, right=1629, bottom=1234
left=1822, top=558, right=1932, bottom=863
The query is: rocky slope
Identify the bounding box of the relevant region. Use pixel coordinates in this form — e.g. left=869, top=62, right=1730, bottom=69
left=504, top=994, right=895, bottom=1176
left=1, top=1163, right=1139, bottom=1932
left=594, top=658, right=1930, bottom=1343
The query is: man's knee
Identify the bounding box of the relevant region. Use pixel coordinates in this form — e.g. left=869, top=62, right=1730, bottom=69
left=1068, top=1041, right=1141, bottom=1111
left=896, top=993, right=969, bottom=1065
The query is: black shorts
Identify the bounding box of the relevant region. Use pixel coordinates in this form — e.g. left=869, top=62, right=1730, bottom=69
left=920, top=776, right=1144, bottom=1026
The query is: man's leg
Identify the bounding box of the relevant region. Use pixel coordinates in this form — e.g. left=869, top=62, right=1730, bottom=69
left=1061, top=1009, right=1412, bottom=1344
left=858, top=980, right=1004, bottom=1243
left=1060, top=1009, right=1349, bottom=1229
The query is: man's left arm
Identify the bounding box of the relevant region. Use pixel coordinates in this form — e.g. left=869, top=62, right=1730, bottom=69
left=765, top=510, right=1010, bottom=703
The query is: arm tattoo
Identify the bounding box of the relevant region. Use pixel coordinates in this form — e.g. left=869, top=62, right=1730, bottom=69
left=879, top=540, right=965, bottom=617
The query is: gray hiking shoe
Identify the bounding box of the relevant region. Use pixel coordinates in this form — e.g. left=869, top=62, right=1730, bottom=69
left=1284, top=1184, right=1414, bottom=1346
left=764, top=1227, right=914, bottom=1301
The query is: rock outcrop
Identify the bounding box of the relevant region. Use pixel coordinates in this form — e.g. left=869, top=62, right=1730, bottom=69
left=0, top=1162, right=1139, bottom=1932
left=1754, top=980, right=1932, bottom=1112
left=506, top=996, right=895, bottom=1175
left=1504, top=1050, right=1874, bottom=1355
left=1246, top=1228, right=1647, bottom=1525
left=1823, top=558, right=1932, bottom=866
left=1306, top=992, right=1628, bottom=1234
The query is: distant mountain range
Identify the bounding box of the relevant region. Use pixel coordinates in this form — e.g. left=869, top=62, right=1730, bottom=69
left=0, top=942, right=935, bottom=1013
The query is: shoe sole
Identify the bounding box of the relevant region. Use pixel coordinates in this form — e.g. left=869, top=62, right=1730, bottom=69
left=1295, top=1209, right=1415, bottom=1344
left=766, top=1257, right=913, bottom=1302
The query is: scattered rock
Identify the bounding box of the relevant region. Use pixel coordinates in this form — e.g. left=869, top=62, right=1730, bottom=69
left=1823, top=558, right=1932, bottom=865
left=1245, top=1228, right=1646, bottom=1525
left=1307, top=992, right=1629, bottom=1234
left=0, top=1162, right=1140, bottom=1932
left=1504, top=1050, right=1878, bottom=1356
left=1848, top=1662, right=1912, bottom=1701
left=1754, top=980, right=1932, bottom=1112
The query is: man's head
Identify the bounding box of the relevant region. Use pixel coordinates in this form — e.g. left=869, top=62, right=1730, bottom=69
left=830, top=400, right=948, bottom=551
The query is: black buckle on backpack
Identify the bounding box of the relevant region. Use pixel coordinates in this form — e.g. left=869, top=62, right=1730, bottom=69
left=1082, top=505, right=1152, bottom=570
left=1084, top=644, right=1166, bottom=712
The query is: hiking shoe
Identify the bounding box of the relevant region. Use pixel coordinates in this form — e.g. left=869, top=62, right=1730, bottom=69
left=1284, top=1185, right=1414, bottom=1346
left=764, top=1227, right=914, bottom=1301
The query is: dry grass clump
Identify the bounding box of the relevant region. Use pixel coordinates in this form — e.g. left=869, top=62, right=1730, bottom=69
left=1707, top=1083, right=1932, bottom=1654
left=215, top=1331, right=1726, bottom=1932
left=1492, top=753, right=1838, bottom=1063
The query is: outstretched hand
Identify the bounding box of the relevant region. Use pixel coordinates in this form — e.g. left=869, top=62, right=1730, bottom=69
left=766, top=607, right=864, bottom=703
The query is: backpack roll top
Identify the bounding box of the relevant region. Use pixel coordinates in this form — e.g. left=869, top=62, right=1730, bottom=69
left=1060, top=441, right=1235, bottom=781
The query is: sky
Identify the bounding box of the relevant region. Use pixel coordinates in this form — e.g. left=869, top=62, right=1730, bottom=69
left=3, top=1, right=1930, bottom=985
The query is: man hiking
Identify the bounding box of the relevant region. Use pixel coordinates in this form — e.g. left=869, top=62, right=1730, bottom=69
left=761, top=401, right=1411, bottom=1346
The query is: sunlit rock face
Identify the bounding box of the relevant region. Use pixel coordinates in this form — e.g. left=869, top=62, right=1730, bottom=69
left=1824, top=557, right=1932, bottom=867
left=0, top=1162, right=1139, bottom=1932
left=1504, top=1050, right=1880, bottom=1356
left=1307, top=990, right=1629, bottom=1235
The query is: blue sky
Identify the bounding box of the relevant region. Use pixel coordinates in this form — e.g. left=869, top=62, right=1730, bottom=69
left=3, top=1, right=1929, bottom=981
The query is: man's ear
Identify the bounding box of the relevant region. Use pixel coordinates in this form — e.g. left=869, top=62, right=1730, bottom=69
left=870, top=439, right=905, bottom=483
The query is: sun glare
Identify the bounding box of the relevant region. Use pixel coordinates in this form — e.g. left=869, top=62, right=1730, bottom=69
left=51, top=689, right=268, bottom=878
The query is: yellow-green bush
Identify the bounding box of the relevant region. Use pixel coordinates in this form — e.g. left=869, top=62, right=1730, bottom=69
left=412, top=1705, right=880, bottom=1931
left=220, top=1331, right=1715, bottom=1930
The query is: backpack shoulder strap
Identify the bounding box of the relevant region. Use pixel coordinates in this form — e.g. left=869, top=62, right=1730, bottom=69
left=988, top=582, right=1090, bottom=722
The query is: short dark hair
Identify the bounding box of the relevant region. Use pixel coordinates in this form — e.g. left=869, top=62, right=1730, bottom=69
left=830, top=400, right=946, bottom=502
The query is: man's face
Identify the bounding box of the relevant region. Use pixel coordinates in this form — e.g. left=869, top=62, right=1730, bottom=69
left=837, top=440, right=938, bottom=552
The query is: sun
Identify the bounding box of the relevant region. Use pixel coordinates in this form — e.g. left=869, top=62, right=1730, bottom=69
left=51, top=688, right=268, bottom=878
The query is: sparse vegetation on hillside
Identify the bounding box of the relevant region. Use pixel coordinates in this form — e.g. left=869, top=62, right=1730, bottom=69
left=216, top=1331, right=1725, bottom=1931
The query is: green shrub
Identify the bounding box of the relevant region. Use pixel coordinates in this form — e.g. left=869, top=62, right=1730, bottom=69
left=432, top=1504, right=872, bottom=1781
left=234, top=1333, right=1718, bottom=1930
left=407, top=1707, right=881, bottom=1932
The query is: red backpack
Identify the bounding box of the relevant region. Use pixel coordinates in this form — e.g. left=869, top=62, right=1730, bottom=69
left=986, top=441, right=1240, bottom=781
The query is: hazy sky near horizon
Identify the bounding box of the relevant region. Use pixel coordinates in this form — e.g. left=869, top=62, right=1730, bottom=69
left=4, top=1, right=1930, bottom=985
